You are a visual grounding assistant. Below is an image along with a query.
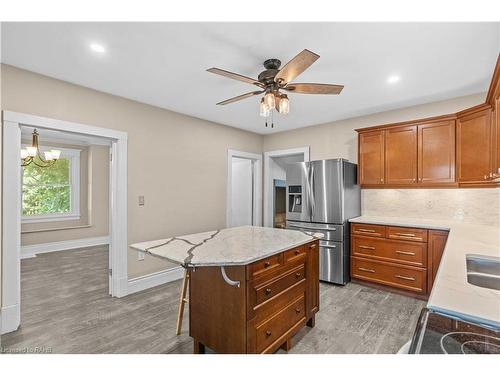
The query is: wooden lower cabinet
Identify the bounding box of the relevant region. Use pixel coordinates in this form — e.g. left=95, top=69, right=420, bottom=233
left=427, top=230, right=449, bottom=292
left=189, top=240, right=319, bottom=354
left=350, top=224, right=448, bottom=298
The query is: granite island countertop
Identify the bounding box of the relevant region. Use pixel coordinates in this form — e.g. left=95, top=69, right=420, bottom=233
left=349, top=216, right=500, bottom=328
left=130, top=225, right=321, bottom=267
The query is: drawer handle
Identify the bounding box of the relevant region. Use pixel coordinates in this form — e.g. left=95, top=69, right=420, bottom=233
left=358, top=267, right=375, bottom=273
left=264, top=262, right=271, bottom=268
left=265, top=288, right=272, bottom=295
left=295, top=307, right=301, bottom=313
left=395, top=250, right=416, bottom=256
left=266, top=330, right=272, bottom=337
left=393, top=232, right=416, bottom=237
left=295, top=272, right=301, bottom=278
left=359, top=245, right=375, bottom=250
left=395, top=274, right=416, bottom=281
left=294, top=250, right=301, bottom=255
left=310, top=244, right=317, bottom=249
left=357, top=229, right=375, bottom=233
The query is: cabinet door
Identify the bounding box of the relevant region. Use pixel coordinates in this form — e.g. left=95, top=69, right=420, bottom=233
left=457, top=108, right=493, bottom=183
left=427, top=230, right=449, bottom=293
left=359, top=130, right=385, bottom=185
left=418, top=120, right=456, bottom=184
left=385, top=125, right=418, bottom=185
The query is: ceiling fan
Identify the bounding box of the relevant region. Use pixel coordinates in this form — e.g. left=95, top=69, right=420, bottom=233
left=207, top=49, right=344, bottom=122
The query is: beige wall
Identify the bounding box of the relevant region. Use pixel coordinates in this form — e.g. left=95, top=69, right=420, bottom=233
left=1, top=64, right=263, bottom=279
left=0, top=63, right=490, bottom=282
left=263, top=93, right=486, bottom=161
left=21, top=144, right=110, bottom=246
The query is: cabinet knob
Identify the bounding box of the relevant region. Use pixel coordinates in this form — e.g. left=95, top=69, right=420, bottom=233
left=264, top=261, right=271, bottom=268
left=295, top=272, right=301, bottom=278
left=265, top=288, right=272, bottom=295
left=266, top=330, right=272, bottom=337
left=295, top=307, right=301, bottom=313
left=484, top=175, right=489, bottom=180
left=412, top=178, right=416, bottom=182
left=380, top=178, right=384, bottom=183
left=294, top=250, right=300, bottom=255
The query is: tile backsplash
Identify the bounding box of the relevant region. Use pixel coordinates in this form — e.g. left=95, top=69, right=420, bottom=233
left=362, top=189, right=500, bottom=227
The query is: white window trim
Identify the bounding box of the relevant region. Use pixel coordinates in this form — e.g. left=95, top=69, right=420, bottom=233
left=21, top=146, right=81, bottom=224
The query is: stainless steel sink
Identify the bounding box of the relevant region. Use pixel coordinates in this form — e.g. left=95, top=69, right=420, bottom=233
left=466, top=254, right=500, bottom=291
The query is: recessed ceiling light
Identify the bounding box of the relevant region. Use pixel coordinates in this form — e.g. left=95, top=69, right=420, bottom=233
left=89, top=43, right=106, bottom=53
left=387, top=75, right=400, bottom=84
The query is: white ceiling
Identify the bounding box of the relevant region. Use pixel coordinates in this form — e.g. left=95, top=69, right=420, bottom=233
left=2, top=22, right=499, bottom=134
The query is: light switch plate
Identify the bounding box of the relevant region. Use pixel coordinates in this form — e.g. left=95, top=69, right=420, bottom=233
left=137, top=252, right=145, bottom=261
left=138, top=195, right=145, bottom=206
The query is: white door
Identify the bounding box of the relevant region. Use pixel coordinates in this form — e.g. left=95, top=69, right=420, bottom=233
left=230, top=157, right=253, bottom=226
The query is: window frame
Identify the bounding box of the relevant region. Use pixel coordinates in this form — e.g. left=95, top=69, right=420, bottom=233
left=21, top=145, right=82, bottom=224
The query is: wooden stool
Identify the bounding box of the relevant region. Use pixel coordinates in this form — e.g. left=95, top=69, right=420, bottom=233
left=176, top=268, right=189, bottom=335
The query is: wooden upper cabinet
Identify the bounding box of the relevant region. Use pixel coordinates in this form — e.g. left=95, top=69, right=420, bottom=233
left=417, top=120, right=456, bottom=185
left=359, top=130, right=385, bottom=185
left=384, top=125, right=418, bottom=185
left=456, top=107, right=493, bottom=184
left=496, top=97, right=500, bottom=173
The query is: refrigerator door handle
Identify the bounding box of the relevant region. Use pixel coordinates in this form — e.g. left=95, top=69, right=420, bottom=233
left=309, top=163, right=315, bottom=217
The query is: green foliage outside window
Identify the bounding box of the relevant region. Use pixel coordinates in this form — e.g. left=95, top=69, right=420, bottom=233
left=22, top=158, right=72, bottom=216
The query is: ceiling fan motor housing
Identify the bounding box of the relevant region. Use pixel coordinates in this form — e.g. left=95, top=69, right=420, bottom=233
left=258, top=58, right=282, bottom=86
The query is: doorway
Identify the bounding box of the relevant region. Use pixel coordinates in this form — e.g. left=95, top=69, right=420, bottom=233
left=263, top=147, right=310, bottom=228
left=226, top=150, right=262, bottom=227
left=2, top=111, right=128, bottom=334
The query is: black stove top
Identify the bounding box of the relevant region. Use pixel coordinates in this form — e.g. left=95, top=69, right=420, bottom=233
left=409, top=308, right=500, bottom=354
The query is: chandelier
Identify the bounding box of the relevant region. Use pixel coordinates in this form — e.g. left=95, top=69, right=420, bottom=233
left=21, top=129, right=61, bottom=168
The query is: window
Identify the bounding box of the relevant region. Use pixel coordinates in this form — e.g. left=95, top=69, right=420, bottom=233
left=22, top=146, right=81, bottom=223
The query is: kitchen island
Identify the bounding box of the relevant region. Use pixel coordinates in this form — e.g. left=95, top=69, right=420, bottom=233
left=130, top=226, right=321, bottom=354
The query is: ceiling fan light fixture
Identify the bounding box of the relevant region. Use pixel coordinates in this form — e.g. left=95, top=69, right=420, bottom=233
left=259, top=98, right=270, bottom=117
left=278, top=94, right=290, bottom=115
left=264, top=91, right=276, bottom=110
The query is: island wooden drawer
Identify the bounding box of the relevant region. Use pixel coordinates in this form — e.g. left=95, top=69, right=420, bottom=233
left=351, top=236, right=427, bottom=267
left=351, top=223, right=386, bottom=238
left=284, top=245, right=307, bottom=264
left=253, top=264, right=305, bottom=306
left=351, top=257, right=426, bottom=294
left=254, top=294, right=306, bottom=353
left=387, top=226, right=428, bottom=243
left=248, top=253, right=283, bottom=280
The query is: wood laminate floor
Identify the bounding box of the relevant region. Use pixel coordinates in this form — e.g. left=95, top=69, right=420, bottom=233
left=1, top=246, right=426, bottom=354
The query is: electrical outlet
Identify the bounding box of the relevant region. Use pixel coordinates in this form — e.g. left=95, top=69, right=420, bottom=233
left=138, top=195, right=145, bottom=206
left=137, top=252, right=145, bottom=261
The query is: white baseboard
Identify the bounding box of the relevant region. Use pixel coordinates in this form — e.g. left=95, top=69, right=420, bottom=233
left=21, top=235, right=110, bottom=259
left=1, top=303, right=20, bottom=334
left=127, top=267, right=184, bottom=295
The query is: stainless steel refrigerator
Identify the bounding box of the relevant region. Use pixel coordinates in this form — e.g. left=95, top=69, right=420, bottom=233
left=285, top=159, right=360, bottom=284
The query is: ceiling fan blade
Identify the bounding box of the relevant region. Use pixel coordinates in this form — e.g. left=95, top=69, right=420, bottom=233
left=284, top=83, right=344, bottom=95
left=274, top=49, right=320, bottom=85
left=216, top=90, right=264, bottom=105
left=207, top=67, right=264, bottom=88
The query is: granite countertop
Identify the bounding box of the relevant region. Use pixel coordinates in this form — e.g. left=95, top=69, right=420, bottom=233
left=349, top=216, right=500, bottom=328
left=130, top=225, right=320, bottom=267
